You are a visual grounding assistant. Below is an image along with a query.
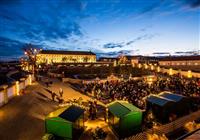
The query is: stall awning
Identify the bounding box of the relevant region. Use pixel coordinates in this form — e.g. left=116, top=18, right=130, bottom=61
left=59, top=105, right=84, bottom=122
left=147, top=95, right=174, bottom=106
left=159, top=92, right=185, bottom=102
left=107, top=101, right=141, bottom=118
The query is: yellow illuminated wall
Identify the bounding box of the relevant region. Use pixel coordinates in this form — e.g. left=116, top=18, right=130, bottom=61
left=36, top=54, right=96, bottom=64
left=15, top=81, right=19, bottom=96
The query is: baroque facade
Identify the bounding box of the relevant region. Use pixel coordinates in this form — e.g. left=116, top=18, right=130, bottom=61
left=159, top=56, right=200, bottom=66
left=36, top=50, right=96, bottom=64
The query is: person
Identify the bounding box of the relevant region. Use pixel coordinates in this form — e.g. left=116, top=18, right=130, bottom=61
left=56, top=96, right=64, bottom=103
left=59, top=88, right=63, bottom=97
left=46, top=81, right=49, bottom=88
left=51, top=92, right=56, bottom=101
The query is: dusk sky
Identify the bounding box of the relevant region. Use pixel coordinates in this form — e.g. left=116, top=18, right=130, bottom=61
left=0, top=0, right=199, bottom=58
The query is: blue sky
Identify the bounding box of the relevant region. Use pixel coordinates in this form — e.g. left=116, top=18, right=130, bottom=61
left=0, top=0, right=199, bottom=58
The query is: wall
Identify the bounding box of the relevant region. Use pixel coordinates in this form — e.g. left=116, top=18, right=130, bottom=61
left=135, top=63, right=200, bottom=78
left=0, top=74, right=34, bottom=107
left=36, top=54, right=96, bottom=64
left=48, top=72, right=62, bottom=78
left=159, top=60, right=200, bottom=66
left=160, top=67, right=200, bottom=78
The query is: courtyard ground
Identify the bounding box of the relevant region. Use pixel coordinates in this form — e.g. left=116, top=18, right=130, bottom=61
left=0, top=83, right=58, bottom=140
left=0, top=78, right=117, bottom=140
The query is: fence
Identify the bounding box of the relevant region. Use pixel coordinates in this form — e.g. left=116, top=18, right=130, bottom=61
left=0, top=74, right=34, bottom=107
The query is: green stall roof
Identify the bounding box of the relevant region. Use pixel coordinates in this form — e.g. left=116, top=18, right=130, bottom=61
left=46, top=105, right=84, bottom=123
left=59, top=105, right=84, bottom=122
left=107, top=101, right=141, bottom=118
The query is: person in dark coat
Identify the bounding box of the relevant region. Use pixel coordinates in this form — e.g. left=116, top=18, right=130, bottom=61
left=51, top=92, right=56, bottom=101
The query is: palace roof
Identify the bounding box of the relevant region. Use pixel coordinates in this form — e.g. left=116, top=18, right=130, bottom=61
left=39, top=50, right=96, bottom=55
left=159, top=55, right=200, bottom=61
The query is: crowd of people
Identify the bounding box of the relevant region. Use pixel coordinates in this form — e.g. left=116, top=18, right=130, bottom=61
left=82, top=75, right=200, bottom=110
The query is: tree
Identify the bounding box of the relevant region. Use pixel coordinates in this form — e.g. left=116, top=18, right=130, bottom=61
left=22, top=43, right=41, bottom=74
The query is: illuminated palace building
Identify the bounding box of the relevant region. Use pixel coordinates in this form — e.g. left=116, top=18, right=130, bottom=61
left=36, top=50, right=96, bottom=64
left=159, top=56, right=200, bottom=66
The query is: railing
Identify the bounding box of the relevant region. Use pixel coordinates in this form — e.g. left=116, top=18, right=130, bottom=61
left=125, top=110, right=200, bottom=140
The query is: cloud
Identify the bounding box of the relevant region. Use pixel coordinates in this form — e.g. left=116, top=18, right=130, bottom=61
left=0, top=0, right=198, bottom=58
left=97, top=50, right=134, bottom=57
left=0, top=0, right=85, bottom=43
left=153, top=52, right=170, bottom=55
left=103, top=42, right=123, bottom=49
left=102, top=33, right=158, bottom=50
left=183, top=0, right=200, bottom=8
left=139, top=2, right=162, bottom=14
left=135, top=0, right=199, bottom=19
left=126, top=34, right=157, bottom=46
left=0, top=36, right=24, bottom=57
left=0, top=36, right=44, bottom=58
left=0, top=0, right=21, bottom=5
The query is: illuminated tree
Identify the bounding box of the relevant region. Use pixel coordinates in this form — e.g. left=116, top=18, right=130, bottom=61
left=22, top=43, right=41, bottom=74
